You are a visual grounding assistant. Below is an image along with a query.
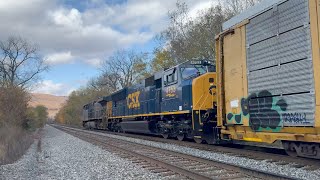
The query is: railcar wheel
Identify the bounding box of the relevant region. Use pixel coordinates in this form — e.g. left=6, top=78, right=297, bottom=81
left=177, top=134, right=185, bottom=141
left=162, top=134, right=169, bottom=139
left=194, top=137, right=203, bottom=144
left=282, top=141, right=298, bottom=157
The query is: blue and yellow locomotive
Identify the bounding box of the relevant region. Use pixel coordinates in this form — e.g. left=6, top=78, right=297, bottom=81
left=83, top=60, right=218, bottom=143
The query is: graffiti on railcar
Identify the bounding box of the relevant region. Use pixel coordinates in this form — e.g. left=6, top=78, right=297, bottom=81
left=282, top=112, right=309, bottom=125
left=227, top=90, right=288, bottom=132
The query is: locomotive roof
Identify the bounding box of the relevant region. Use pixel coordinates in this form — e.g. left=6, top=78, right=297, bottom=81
left=101, top=59, right=214, bottom=102
left=223, top=0, right=284, bottom=30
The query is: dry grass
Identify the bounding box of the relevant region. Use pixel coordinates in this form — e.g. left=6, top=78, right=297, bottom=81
left=0, top=126, right=34, bottom=165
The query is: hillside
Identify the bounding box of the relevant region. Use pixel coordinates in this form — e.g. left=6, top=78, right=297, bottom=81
left=29, top=93, right=68, bottom=118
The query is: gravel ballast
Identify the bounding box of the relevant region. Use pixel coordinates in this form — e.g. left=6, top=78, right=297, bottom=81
left=0, top=125, right=161, bottom=180
left=75, top=127, right=320, bottom=180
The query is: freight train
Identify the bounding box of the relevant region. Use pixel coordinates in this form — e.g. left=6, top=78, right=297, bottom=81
left=83, top=0, right=320, bottom=160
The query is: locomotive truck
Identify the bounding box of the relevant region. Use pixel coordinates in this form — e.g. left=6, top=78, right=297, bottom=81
left=83, top=0, right=320, bottom=159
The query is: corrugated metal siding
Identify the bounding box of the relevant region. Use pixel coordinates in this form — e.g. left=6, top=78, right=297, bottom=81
left=247, top=93, right=315, bottom=128
left=223, top=0, right=285, bottom=30
left=246, top=8, right=278, bottom=45
left=247, top=36, right=278, bottom=71
left=248, top=59, right=314, bottom=95
left=246, top=0, right=315, bottom=127
left=248, top=67, right=281, bottom=96
left=279, top=93, right=315, bottom=127
left=278, top=0, right=309, bottom=33
left=247, top=26, right=311, bottom=71
left=277, top=27, right=311, bottom=64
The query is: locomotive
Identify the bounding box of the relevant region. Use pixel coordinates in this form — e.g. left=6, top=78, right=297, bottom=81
left=83, top=60, right=218, bottom=143
left=83, top=0, right=320, bottom=159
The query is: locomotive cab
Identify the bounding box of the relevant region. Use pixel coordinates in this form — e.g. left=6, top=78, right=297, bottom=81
left=188, top=61, right=218, bottom=144
left=160, top=60, right=218, bottom=142
left=162, top=60, right=214, bottom=112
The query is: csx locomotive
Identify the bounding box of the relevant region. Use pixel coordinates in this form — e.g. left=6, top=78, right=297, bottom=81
left=83, top=0, right=320, bottom=159
left=83, top=60, right=217, bottom=143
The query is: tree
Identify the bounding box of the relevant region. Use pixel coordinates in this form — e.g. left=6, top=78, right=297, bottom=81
left=88, top=73, right=118, bottom=93
left=0, top=36, right=48, bottom=88
left=154, top=1, right=224, bottom=69
left=34, top=105, right=48, bottom=127
left=0, top=86, right=29, bottom=128
left=152, top=0, right=262, bottom=71
left=151, top=48, right=176, bottom=72
left=101, top=49, right=150, bottom=89
left=26, top=105, right=48, bottom=129
left=160, top=1, right=195, bottom=63
left=221, top=0, right=263, bottom=19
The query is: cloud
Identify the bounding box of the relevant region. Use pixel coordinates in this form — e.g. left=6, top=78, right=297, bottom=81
left=84, top=58, right=102, bottom=67
left=50, top=8, right=83, bottom=29
left=0, top=0, right=214, bottom=67
left=45, top=51, right=74, bottom=65
left=189, top=1, right=218, bottom=20
left=33, top=80, right=75, bottom=96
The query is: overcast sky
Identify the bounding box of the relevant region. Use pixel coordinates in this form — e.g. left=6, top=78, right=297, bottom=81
left=0, top=0, right=215, bottom=96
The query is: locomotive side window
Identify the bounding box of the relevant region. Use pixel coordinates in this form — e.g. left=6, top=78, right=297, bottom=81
left=164, top=68, right=177, bottom=86
left=180, top=65, right=206, bottom=79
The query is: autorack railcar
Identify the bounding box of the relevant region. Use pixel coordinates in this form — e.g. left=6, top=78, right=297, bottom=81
left=215, top=0, right=320, bottom=159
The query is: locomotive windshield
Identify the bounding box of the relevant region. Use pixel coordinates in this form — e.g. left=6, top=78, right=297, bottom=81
left=180, top=65, right=206, bottom=80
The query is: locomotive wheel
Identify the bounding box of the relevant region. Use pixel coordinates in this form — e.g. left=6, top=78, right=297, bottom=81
left=162, top=133, right=169, bottom=139
left=177, top=134, right=185, bottom=141
left=194, top=137, right=203, bottom=144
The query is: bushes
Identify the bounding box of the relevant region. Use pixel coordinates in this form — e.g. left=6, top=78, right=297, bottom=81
left=26, top=105, right=48, bottom=130
left=0, top=126, right=33, bottom=165
left=0, top=86, right=48, bottom=164
left=0, top=86, right=29, bottom=128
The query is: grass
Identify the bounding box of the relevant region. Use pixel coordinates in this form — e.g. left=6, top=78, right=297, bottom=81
left=0, top=126, right=34, bottom=165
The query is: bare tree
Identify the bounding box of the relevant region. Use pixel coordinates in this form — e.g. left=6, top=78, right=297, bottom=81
left=87, top=73, right=118, bottom=93
left=0, top=86, right=29, bottom=127
left=152, top=0, right=262, bottom=71
left=160, top=1, right=194, bottom=63
left=154, top=1, right=223, bottom=69
left=101, top=49, right=149, bottom=89
left=222, top=0, right=263, bottom=19
left=0, top=36, right=48, bottom=88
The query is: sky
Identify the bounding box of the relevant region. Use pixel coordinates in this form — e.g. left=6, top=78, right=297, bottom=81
left=0, top=0, right=216, bottom=96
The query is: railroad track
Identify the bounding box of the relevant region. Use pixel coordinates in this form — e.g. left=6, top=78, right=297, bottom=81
left=87, top=128, right=320, bottom=171
left=55, top=125, right=293, bottom=180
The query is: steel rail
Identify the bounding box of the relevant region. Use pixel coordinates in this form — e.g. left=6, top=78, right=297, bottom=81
left=54, top=125, right=296, bottom=180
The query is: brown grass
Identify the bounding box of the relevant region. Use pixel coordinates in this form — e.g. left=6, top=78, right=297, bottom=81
left=0, top=126, right=34, bottom=165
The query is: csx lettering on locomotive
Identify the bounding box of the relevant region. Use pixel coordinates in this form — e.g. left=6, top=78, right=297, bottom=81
left=127, top=91, right=140, bottom=109
left=165, top=86, right=176, bottom=98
